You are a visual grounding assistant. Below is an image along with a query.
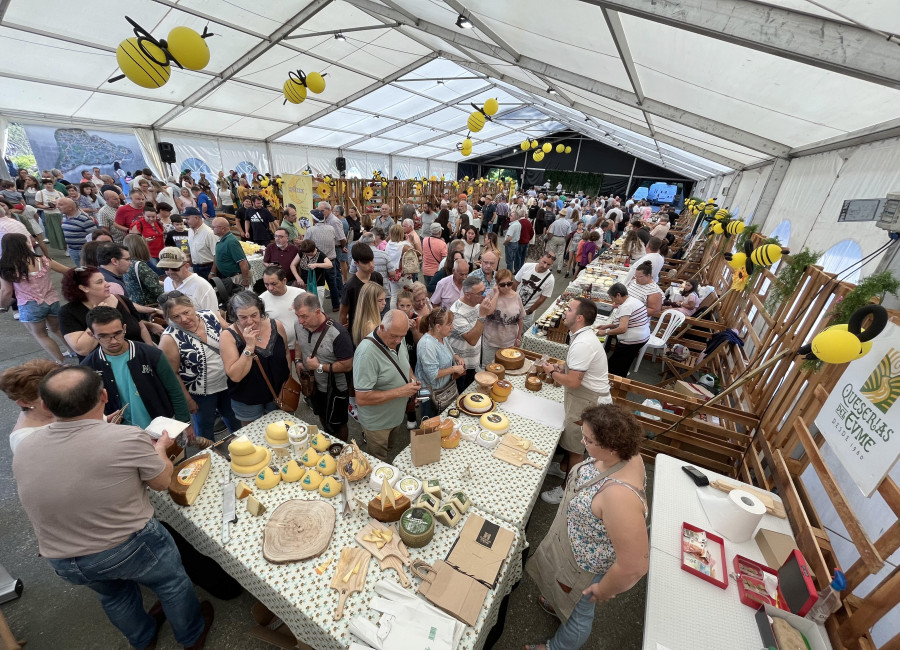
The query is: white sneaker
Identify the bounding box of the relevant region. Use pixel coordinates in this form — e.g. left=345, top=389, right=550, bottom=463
left=407, top=419, right=417, bottom=430
left=546, top=461, right=566, bottom=479
left=12, top=310, right=19, bottom=321
left=540, top=486, right=565, bottom=504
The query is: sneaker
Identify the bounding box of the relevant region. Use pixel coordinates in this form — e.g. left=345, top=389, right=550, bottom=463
left=540, top=485, right=565, bottom=504
left=43, top=238, right=50, bottom=243
left=546, top=461, right=566, bottom=479
left=12, top=311, right=19, bottom=320
left=406, top=419, right=417, bottom=430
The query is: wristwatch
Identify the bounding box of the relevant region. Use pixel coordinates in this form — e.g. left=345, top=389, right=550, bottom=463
left=477, top=316, right=486, bottom=323
left=242, top=349, right=253, bottom=357
left=316, top=363, right=324, bottom=374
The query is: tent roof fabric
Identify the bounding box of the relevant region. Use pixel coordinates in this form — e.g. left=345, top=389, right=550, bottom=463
left=2, top=0, right=897, bottom=180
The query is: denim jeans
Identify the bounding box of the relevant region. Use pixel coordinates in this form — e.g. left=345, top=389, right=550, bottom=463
left=47, top=518, right=204, bottom=648
left=192, top=390, right=240, bottom=440
left=67, top=247, right=81, bottom=267
left=505, top=242, right=518, bottom=271
left=516, top=242, right=529, bottom=272
left=547, top=573, right=604, bottom=650
left=323, top=263, right=341, bottom=309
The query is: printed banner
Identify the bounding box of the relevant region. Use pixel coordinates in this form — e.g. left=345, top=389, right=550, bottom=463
left=814, top=321, right=900, bottom=496
left=282, top=173, right=314, bottom=235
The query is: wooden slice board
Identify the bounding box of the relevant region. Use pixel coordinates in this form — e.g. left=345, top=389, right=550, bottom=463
left=493, top=445, right=543, bottom=469
left=709, top=479, right=786, bottom=519
left=262, top=500, right=336, bottom=564
left=503, top=358, right=534, bottom=376
left=500, top=433, right=548, bottom=456
left=354, top=519, right=411, bottom=588
left=330, top=547, right=371, bottom=621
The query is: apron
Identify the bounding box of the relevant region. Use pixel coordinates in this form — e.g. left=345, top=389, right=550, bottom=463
left=526, top=459, right=627, bottom=623
left=561, top=382, right=610, bottom=453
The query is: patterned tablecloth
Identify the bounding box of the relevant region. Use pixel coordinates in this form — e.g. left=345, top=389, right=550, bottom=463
left=149, top=410, right=522, bottom=650
left=391, top=374, right=563, bottom=533
left=247, top=253, right=266, bottom=284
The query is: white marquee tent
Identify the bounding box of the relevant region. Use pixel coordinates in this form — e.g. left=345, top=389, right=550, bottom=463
left=1, top=0, right=900, bottom=269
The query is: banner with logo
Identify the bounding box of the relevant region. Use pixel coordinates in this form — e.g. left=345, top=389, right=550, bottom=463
left=282, top=173, right=314, bottom=235
left=814, top=321, right=900, bottom=496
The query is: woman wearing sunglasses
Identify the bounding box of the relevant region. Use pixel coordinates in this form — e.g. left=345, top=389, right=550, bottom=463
left=481, top=268, right=525, bottom=367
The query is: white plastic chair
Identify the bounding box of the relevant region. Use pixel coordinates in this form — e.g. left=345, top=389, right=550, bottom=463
left=632, top=309, right=686, bottom=373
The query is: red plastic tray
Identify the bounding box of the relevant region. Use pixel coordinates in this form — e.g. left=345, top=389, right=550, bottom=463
left=680, top=522, right=728, bottom=589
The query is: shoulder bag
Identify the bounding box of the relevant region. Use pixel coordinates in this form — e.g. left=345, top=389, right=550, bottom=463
left=429, top=339, right=460, bottom=413
left=297, top=320, right=333, bottom=398
left=233, top=324, right=303, bottom=413
left=365, top=335, right=417, bottom=412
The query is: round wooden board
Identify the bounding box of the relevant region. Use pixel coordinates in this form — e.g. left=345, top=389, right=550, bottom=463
left=263, top=499, right=336, bottom=564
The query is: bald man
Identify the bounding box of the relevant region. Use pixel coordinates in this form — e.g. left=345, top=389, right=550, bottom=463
left=58, top=197, right=97, bottom=266
left=210, top=217, right=250, bottom=287
left=97, top=190, right=124, bottom=243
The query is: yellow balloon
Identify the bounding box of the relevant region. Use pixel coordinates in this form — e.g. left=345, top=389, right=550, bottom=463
left=520, top=141, right=529, bottom=151
left=750, top=243, right=782, bottom=267
left=462, top=137, right=473, bottom=149
left=116, top=37, right=170, bottom=88
left=728, top=252, right=747, bottom=270
left=166, top=26, right=210, bottom=70
left=533, top=150, right=544, bottom=162
left=564, top=146, right=572, bottom=154
left=555, top=144, right=564, bottom=153
left=530, top=140, right=538, bottom=149
left=811, top=328, right=866, bottom=364
left=283, top=78, right=307, bottom=104
left=305, top=72, right=326, bottom=94
left=541, top=142, right=552, bottom=153
left=483, top=98, right=499, bottom=116
left=467, top=111, right=485, bottom=133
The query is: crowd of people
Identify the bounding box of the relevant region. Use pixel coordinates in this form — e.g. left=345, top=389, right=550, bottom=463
left=1, top=166, right=673, bottom=649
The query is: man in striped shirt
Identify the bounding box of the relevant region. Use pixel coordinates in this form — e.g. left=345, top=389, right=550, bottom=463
left=58, top=197, right=96, bottom=266
left=545, top=211, right=571, bottom=273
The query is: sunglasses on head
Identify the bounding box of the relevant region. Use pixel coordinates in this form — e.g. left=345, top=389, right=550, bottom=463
left=157, top=290, right=184, bottom=306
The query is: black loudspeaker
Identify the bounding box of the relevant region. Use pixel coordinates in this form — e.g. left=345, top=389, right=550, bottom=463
left=158, top=141, right=176, bottom=164
left=336, top=156, right=346, bottom=172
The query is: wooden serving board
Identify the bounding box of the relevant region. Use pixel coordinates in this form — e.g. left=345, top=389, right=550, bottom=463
left=500, top=433, right=548, bottom=456
left=330, top=547, right=371, bottom=621
left=710, top=479, right=786, bottom=519
left=262, top=500, right=335, bottom=564
left=493, top=444, right=543, bottom=469
left=354, top=519, right=411, bottom=588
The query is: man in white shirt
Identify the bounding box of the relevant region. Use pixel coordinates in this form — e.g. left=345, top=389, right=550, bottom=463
left=624, top=236, right=665, bottom=283
left=157, top=247, right=219, bottom=313
left=449, top=200, right=473, bottom=230
left=184, top=208, right=216, bottom=279
left=540, top=297, right=611, bottom=504
left=503, top=211, right=521, bottom=272
left=448, top=276, right=496, bottom=392
left=545, top=212, right=571, bottom=272
left=259, top=266, right=305, bottom=353
left=650, top=215, right=670, bottom=240
left=514, top=251, right=556, bottom=330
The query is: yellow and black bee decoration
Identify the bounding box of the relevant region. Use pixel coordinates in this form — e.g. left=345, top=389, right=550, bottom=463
left=109, top=16, right=213, bottom=88
left=283, top=70, right=327, bottom=105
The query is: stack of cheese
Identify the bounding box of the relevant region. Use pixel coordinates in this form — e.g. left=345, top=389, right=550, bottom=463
left=264, top=421, right=293, bottom=448
left=490, top=380, right=512, bottom=403
left=229, top=435, right=271, bottom=476
left=410, top=480, right=471, bottom=530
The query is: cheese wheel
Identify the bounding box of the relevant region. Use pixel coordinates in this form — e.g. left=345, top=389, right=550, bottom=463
left=301, top=469, right=324, bottom=490
left=489, top=389, right=508, bottom=403
left=441, top=429, right=461, bottom=448
left=399, top=507, right=435, bottom=548
left=475, top=429, right=500, bottom=449
left=280, top=460, right=305, bottom=483
left=459, top=424, right=481, bottom=442
left=446, top=417, right=460, bottom=431
left=525, top=376, right=543, bottom=392
left=492, top=380, right=512, bottom=397
left=168, top=453, right=211, bottom=506
left=300, top=447, right=320, bottom=467
left=369, top=463, right=400, bottom=492
left=396, top=476, right=423, bottom=501
left=438, top=419, right=455, bottom=438
left=230, top=447, right=271, bottom=476
left=421, top=416, right=442, bottom=432
left=462, top=392, right=492, bottom=413
left=480, top=412, right=510, bottom=435
left=316, top=454, right=337, bottom=476
left=311, top=433, right=331, bottom=452
left=255, top=467, right=281, bottom=490
left=485, top=363, right=506, bottom=380
left=229, top=434, right=255, bottom=457
left=264, top=421, right=291, bottom=447
left=318, top=476, right=342, bottom=498
left=414, top=492, right=440, bottom=513
left=495, top=348, right=525, bottom=370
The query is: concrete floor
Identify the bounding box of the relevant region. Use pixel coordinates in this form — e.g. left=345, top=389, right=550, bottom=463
left=0, top=245, right=659, bottom=649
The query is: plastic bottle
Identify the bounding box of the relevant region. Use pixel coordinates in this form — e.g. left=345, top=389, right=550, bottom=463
left=807, top=570, right=846, bottom=624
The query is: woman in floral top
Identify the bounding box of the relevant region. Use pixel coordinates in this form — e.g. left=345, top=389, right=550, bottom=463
left=123, top=234, right=163, bottom=305
left=526, top=404, right=648, bottom=650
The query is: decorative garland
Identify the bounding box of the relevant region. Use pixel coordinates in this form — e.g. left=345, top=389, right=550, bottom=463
left=764, top=248, right=822, bottom=313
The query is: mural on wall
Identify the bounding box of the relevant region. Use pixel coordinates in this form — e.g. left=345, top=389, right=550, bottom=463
left=181, top=157, right=212, bottom=174
left=234, top=161, right=259, bottom=176
left=22, top=124, right=149, bottom=182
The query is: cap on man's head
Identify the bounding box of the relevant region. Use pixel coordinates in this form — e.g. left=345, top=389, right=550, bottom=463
left=182, top=207, right=201, bottom=216
left=156, top=247, right=186, bottom=268
left=430, top=222, right=443, bottom=234
left=310, top=209, right=325, bottom=222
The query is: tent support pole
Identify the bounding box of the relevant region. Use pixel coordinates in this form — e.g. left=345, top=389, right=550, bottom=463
left=626, top=158, right=637, bottom=197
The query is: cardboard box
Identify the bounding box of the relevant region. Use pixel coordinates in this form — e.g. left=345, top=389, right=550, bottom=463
left=671, top=380, right=715, bottom=401
left=756, top=528, right=799, bottom=569
left=445, top=514, right=515, bottom=588
left=410, top=427, right=441, bottom=467
left=756, top=604, right=833, bottom=650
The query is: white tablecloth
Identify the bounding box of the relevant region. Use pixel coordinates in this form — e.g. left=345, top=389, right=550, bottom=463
left=150, top=410, right=522, bottom=650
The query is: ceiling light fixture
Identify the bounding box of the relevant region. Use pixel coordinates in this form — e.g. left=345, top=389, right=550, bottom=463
left=437, top=80, right=445, bottom=85
left=456, top=14, right=473, bottom=29
left=334, top=32, right=346, bottom=41
left=547, top=87, right=557, bottom=95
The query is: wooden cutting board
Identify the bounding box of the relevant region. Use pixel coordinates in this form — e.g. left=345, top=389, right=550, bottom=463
left=493, top=444, right=543, bottom=469
left=262, top=500, right=335, bottom=563
left=500, top=433, right=548, bottom=456
left=354, top=519, right=411, bottom=588
left=330, top=547, right=371, bottom=621
left=710, top=479, right=786, bottom=519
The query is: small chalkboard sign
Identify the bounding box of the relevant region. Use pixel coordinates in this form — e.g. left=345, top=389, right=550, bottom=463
left=838, top=198, right=883, bottom=222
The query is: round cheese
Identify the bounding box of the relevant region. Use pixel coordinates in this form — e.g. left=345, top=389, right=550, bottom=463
left=280, top=460, right=305, bottom=483
left=301, top=469, right=324, bottom=490
left=438, top=419, right=455, bottom=438
left=318, top=476, right=342, bottom=498
left=525, top=376, right=543, bottom=392
left=369, top=463, right=399, bottom=492
left=396, top=476, right=423, bottom=501
left=495, top=348, right=525, bottom=370
left=489, top=388, right=508, bottom=403
left=316, top=454, right=337, bottom=476
left=485, top=363, right=506, bottom=379
left=480, top=412, right=510, bottom=435
left=230, top=447, right=271, bottom=477
left=462, top=392, right=492, bottom=413
left=255, top=467, right=281, bottom=490
left=264, top=421, right=292, bottom=447
left=399, top=507, right=435, bottom=548
left=229, top=434, right=255, bottom=457
left=300, top=447, right=320, bottom=467
left=459, top=423, right=481, bottom=442
left=441, top=429, right=461, bottom=449
left=475, top=429, right=500, bottom=449
left=492, top=380, right=512, bottom=397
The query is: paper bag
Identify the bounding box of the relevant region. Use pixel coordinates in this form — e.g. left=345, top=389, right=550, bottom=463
left=445, top=514, right=514, bottom=588
left=410, top=427, right=441, bottom=467
left=413, top=560, right=487, bottom=627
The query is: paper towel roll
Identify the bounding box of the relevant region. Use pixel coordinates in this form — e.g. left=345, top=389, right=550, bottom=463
left=697, top=488, right=767, bottom=542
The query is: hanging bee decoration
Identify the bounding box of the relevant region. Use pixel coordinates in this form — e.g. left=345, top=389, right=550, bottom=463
left=109, top=16, right=214, bottom=88
left=798, top=305, right=889, bottom=365
left=457, top=138, right=473, bottom=157
left=283, top=69, right=327, bottom=105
